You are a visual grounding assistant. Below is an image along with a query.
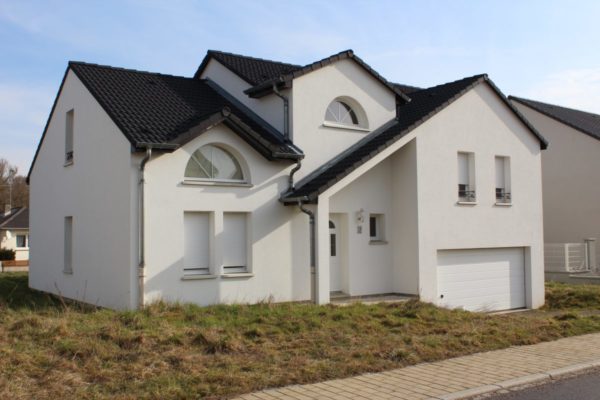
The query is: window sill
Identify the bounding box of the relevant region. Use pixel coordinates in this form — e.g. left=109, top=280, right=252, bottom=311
left=369, top=240, right=388, bottom=245
left=322, top=121, right=370, bottom=132
left=220, top=273, right=254, bottom=279
left=181, top=180, right=253, bottom=188
left=457, top=201, right=478, bottom=206
left=64, top=161, right=74, bottom=167
left=63, top=270, right=73, bottom=275
left=495, top=202, right=513, bottom=207
left=181, top=274, right=218, bottom=281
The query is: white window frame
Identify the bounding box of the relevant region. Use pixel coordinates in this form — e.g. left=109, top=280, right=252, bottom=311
left=182, top=212, right=213, bottom=278
left=15, top=234, right=28, bottom=249
left=221, top=212, right=250, bottom=275
left=457, top=151, right=476, bottom=204
left=495, top=156, right=512, bottom=205
left=369, top=214, right=386, bottom=243
left=63, top=216, right=73, bottom=274
left=65, top=109, right=74, bottom=166
left=323, top=97, right=369, bottom=131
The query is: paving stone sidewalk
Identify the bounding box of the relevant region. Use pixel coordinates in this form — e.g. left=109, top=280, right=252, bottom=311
left=234, top=333, right=600, bottom=400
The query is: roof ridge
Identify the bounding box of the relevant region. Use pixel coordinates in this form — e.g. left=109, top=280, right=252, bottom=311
left=68, top=61, right=193, bottom=80
left=207, top=50, right=302, bottom=68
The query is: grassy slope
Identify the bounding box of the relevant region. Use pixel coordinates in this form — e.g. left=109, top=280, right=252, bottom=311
left=1, top=274, right=600, bottom=399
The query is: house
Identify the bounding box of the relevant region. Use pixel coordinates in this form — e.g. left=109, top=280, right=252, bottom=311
left=28, top=49, right=547, bottom=311
left=510, top=97, right=599, bottom=274
left=0, top=206, right=30, bottom=261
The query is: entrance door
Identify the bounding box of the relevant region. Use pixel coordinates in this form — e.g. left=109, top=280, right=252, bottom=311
left=329, top=216, right=342, bottom=292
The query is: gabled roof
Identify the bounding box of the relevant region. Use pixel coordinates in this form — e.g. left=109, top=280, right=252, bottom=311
left=392, top=83, right=422, bottom=94
left=195, top=49, right=411, bottom=102
left=509, top=96, right=600, bottom=141
left=193, top=50, right=302, bottom=86
left=282, top=75, right=547, bottom=203
left=0, top=207, right=28, bottom=230
left=28, top=62, right=303, bottom=181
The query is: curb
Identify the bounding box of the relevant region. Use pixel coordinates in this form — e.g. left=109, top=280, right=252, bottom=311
left=426, top=360, right=600, bottom=400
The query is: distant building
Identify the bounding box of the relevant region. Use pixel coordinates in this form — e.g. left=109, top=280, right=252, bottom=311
left=0, top=206, right=29, bottom=261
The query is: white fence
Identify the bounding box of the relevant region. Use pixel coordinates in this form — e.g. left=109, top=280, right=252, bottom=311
left=545, top=243, right=589, bottom=273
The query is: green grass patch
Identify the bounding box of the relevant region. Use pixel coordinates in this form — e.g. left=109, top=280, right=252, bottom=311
left=2, top=273, right=600, bottom=399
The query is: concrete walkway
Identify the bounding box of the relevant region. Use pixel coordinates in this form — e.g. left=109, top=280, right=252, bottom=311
left=234, top=333, right=600, bottom=400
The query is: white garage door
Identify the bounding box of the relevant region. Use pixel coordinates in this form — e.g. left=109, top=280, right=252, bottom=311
left=437, top=248, right=526, bottom=312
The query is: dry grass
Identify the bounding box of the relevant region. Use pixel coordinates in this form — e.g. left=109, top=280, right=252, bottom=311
left=2, top=273, right=600, bottom=399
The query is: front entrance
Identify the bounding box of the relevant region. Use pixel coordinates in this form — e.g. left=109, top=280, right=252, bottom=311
left=329, top=215, right=342, bottom=292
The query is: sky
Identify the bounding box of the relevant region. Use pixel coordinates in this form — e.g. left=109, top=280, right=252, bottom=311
left=1, top=0, right=600, bottom=174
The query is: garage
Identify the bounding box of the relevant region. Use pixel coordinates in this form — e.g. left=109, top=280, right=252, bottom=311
left=437, top=248, right=526, bottom=312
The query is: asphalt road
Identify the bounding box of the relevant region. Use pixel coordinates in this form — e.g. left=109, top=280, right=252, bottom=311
left=485, top=370, right=600, bottom=400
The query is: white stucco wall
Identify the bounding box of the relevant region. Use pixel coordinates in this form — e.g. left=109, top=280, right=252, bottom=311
left=143, top=125, right=311, bottom=305
left=414, top=84, right=545, bottom=308
left=0, top=229, right=29, bottom=260
left=199, top=59, right=288, bottom=134
left=512, top=102, right=600, bottom=259
left=330, top=159, right=394, bottom=296
left=315, top=83, right=544, bottom=308
left=29, top=71, right=136, bottom=309
left=291, top=59, right=397, bottom=179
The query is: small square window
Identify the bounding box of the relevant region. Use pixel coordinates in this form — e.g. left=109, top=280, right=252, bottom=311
left=16, top=235, right=28, bottom=248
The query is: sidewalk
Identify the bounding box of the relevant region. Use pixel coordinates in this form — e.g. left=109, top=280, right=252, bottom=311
left=234, top=333, right=600, bottom=400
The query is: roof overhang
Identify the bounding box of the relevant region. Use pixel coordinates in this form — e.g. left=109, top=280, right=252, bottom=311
left=243, top=50, right=412, bottom=104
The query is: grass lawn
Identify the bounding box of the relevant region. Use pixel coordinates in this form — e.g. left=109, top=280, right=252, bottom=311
left=1, top=274, right=600, bottom=399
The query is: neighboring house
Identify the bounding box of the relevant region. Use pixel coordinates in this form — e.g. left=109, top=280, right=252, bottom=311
left=0, top=207, right=30, bottom=261
left=28, top=49, right=547, bottom=311
left=510, top=97, right=599, bottom=271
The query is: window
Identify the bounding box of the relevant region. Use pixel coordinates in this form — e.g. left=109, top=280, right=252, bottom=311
left=495, top=156, right=511, bottom=204
left=64, top=216, right=73, bottom=274
left=184, top=145, right=244, bottom=181
left=457, top=152, right=476, bottom=202
left=324, top=98, right=368, bottom=129
left=183, top=212, right=211, bottom=275
left=222, top=213, right=248, bottom=274
left=329, top=220, right=336, bottom=257
left=65, top=109, right=74, bottom=164
left=16, top=234, right=28, bottom=248
left=369, top=214, right=385, bottom=242
left=326, top=100, right=358, bottom=126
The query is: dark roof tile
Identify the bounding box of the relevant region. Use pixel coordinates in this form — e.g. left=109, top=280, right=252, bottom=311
left=510, top=96, right=600, bottom=141
left=0, top=207, right=28, bottom=230
left=194, top=50, right=302, bottom=85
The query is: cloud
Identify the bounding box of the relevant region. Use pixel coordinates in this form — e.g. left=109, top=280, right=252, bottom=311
left=525, top=68, right=600, bottom=114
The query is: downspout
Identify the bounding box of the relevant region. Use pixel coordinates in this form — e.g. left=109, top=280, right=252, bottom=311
left=298, top=200, right=316, bottom=302
left=272, top=82, right=290, bottom=141
left=138, top=146, right=152, bottom=309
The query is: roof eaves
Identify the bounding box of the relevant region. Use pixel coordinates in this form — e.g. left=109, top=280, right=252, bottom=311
left=69, top=62, right=140, bottom=149
left=244, top=50, right=412, bottom=103
left=479, top=83, right=548, bottom=149
left=509, top=96, right=600, bottom=143
left=0, top=207, right=25, bottom=229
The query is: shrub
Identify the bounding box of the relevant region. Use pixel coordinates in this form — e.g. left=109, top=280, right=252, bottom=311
left=0, top=248, right=15, bottom=261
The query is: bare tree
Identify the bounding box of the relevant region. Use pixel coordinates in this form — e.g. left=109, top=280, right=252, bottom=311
left=0, top=158, right=29, bottom=211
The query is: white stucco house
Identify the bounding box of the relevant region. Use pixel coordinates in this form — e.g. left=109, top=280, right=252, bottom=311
left=28, top=49, right=548, bottom=311
left=0, top=207, right=30, bottom=261
left=510, top=97, right=599, bottom=273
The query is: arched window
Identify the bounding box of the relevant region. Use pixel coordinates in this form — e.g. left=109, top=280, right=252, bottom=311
left=326, top=100, right=358, bottom=126
left=324, top=97, right=368, bottom=129
left=184, top=145, right=244, bottom=181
